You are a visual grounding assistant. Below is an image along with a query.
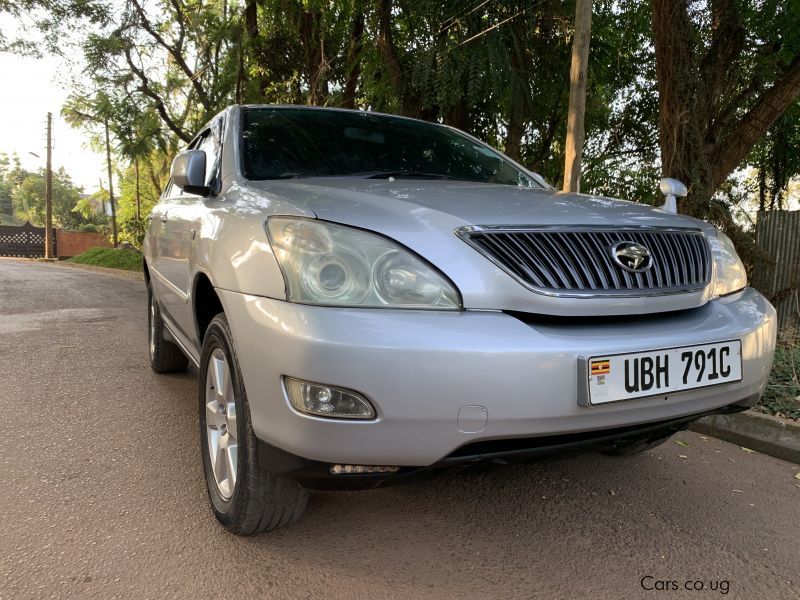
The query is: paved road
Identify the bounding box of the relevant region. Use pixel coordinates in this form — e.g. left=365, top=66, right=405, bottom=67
left=1, top=259, right=799, bottom=600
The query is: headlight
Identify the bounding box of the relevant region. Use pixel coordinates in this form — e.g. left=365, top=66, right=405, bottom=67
left=266, top=217, right=461, bottom=309
left=710, top=230, right=747, bottom=296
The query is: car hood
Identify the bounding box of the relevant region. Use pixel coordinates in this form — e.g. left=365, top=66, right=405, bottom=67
left=246, top=178, right=704, bottom=230
left=243, top=178, right=716, bottom=315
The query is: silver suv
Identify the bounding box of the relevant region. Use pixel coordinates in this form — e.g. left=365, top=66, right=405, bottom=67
left=144, top=105, right=776, bottom=535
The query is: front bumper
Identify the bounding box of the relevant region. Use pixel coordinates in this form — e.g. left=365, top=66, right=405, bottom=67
left=218, top=287, right=776, bottom=468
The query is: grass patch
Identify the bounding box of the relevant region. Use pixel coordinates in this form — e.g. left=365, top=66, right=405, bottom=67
left=67, top=247, right=143, bottom=272
left=758, top=331, right=800, bottom=420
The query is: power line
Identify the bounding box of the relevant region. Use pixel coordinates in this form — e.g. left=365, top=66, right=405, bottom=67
left=439, top=0, right=493, bottom=34
left=455, top=6, right=530, bottom=48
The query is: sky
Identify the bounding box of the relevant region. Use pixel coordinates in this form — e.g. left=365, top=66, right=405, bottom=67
left=0, top=15, right=106, bottom=193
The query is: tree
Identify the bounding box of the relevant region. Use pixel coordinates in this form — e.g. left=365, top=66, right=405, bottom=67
left=651, top=0, right=800, bottom=225
left=751, top=104, right=800, bottom=211
left=10, top=168, right=89, bottom=229
left=0, top=0, right=107, bottom=54
left=62, top=91, right=120, bottom=245
left=0, top=154, right=24, bottom=217
left=35, top=0, right=800, bottom=241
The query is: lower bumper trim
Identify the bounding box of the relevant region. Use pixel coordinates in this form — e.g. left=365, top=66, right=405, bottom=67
left=257, top=398, right=757, bottom=490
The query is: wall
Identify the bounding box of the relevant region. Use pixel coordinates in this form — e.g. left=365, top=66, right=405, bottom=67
left=55, top=230, right=112, bottom=259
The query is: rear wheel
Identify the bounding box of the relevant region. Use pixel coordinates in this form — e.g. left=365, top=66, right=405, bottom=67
left=147, top=283, right=188, bottom=373
left=199, top=313, right=308, bottom=535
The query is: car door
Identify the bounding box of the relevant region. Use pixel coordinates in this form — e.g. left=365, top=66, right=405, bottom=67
left=155, top=117, right=224, bottom=343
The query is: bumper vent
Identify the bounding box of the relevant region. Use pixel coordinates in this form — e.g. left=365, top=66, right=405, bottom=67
left=457, top=227, right=711, bottom=297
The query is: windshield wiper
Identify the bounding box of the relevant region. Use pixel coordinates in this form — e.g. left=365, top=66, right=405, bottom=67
left=263, top=173, right=300, bottom=180
left=362, top=170, right=457, bottom=180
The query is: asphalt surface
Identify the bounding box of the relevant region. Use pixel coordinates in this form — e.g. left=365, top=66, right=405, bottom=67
left=1, top=258, right=799, bottom=600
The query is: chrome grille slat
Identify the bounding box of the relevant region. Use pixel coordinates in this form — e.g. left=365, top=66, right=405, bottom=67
left=459, top=227, right=711, bottom=297
left=556, top=232, right=595, bottom=289
left=529, top=233, right=574, bottom=288
left=500, top=234, right=551, bottom=287
left=585, top=232, right=622, bottom=288
left=538, top=233, right=581, bottom=289
left=647, top=233, right=669, bottom=287
left=570, top=233, right=607, bottom=289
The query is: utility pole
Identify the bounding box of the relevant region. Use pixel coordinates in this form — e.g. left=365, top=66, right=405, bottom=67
left=104, top=116, right=118, bottom=246
left=45, top=112, right=54, bottom=259
left=562, top=0, right=592, bottom=193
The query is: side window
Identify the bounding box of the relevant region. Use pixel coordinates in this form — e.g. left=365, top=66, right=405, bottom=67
left=178, top=115, right=225, bottom=196
left=195, top=117, right=224, bottom=188
left=162, top=179, right=176, bottom=199
left=197, top=133, right=218, bottom=186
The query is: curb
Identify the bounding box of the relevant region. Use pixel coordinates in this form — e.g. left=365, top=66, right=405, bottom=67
left=689, top=410, right=800, bottom=464
left=47, top=260, right=145, bottom=281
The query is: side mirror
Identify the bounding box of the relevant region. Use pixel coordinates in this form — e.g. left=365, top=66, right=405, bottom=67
left=658, top=177, right=687, bottom=214
left=171, top=150, right=210, bottom=197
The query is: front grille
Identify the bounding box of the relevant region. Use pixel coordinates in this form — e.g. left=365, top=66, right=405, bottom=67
left=457, top=227, right=711, bottom=296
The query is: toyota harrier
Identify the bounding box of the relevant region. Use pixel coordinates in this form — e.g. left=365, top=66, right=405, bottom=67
left=143, top=105, right=776, bottom=535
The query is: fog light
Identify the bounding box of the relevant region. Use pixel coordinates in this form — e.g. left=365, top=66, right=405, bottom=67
left=330, top=465, right=400, bottom=475
left=284, top=377, right=375, bottom=419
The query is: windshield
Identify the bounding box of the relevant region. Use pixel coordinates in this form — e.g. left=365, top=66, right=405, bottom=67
left=241, top=107, right=542, bottom=187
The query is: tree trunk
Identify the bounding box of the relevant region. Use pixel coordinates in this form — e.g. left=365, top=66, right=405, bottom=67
left=300, top=9, right=328, bottom=105
left=146, top=160, right=163, bottom=198
left=503, top=18, right=527, bottom=161
left=504, top=108, right=524, bottom=161
left=134, top=157, right=141, bottom=220
left=377, top=0, right=405, bottom=110
left=104, top=117, right=118, bottom=247
left=651, top=0, right=713, bottom=216
left=342, top=7, right=365, bottom=109
left=562, top=0, right=592, bottom=192
left=243, top=0, right=263, bottom=99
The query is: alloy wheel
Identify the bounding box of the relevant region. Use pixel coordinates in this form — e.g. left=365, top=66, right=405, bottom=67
left=205, top=348, right=238, bottom=500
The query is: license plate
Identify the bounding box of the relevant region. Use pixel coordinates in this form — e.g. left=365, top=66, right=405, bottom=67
left=585, top=340, right=742, bottom=405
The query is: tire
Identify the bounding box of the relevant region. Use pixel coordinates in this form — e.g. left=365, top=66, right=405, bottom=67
left=199, top=313, right=308, bottom=535
left=147, top=283, right=189, bottom=374
left=602, top=432, right=673, bottom=456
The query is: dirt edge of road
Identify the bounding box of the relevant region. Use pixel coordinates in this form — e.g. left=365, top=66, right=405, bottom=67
left=42, top=258, right=145, bottom=281
left=691, top=410, right=800, bottom=464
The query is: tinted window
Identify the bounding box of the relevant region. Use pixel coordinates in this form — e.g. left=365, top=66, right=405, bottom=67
left=241, top=108, right=539, bottom=187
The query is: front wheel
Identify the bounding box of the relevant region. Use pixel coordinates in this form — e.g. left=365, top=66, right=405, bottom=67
left=199, top=313, right=308, bottom=535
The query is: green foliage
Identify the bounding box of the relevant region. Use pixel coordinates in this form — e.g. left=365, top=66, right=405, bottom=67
left=0, top=153, right=105, bottom=231
left=116, top=159, right=164, bottom=248
left=70, top=0, right=667, bottom=198
left=0, top=0, right=108, bottom=54
left=0, top=156, right=18, bottom=217
left=10, top=0, right=794, bottom=243
left=67, top=247, right=142, bottom=271
left=758, top=333, right=800, bottom=420
left=11, top=168, right=85, bottom=229
left=749, top=103, right=800, bottom=211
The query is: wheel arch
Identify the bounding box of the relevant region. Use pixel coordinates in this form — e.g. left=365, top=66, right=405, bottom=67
left=193, top=271, right=225, bottom=345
